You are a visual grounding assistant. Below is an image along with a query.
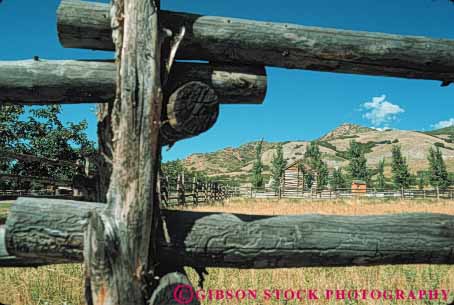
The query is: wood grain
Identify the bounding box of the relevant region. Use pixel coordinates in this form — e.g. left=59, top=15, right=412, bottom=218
left=0, top=60, right=266, bottom=104
left=82, top=0, right=164, bottom=303
left=162, top=81, right=219, bottom=146
left=58, top=0, right=454, bottom=81
left=4, top=198, right=454, bottom=268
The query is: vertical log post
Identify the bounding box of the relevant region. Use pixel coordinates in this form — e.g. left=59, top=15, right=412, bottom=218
left=192, top=177, right=198, bottom=206
left=82, top=1, right=196, bottom=304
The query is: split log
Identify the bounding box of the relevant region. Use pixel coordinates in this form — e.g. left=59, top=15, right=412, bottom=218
left=0, top=60, right=266, bottom=104
left=161, top=81, right=219, bottom=146
left=3, top=198, right=454, bottom=268
left=58, top=0, right=454, bottom=82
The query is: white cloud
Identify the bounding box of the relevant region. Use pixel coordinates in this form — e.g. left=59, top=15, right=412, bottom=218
left=362, top=95, right=404, bottom=126
left=371, top=126, right=393, bottom=132
left=432, top=118, right=454, bottom=130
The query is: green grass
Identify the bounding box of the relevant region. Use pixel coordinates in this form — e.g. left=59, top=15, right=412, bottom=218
left=1, top=199, right=454, bottom=305
left=0, top=200, right=13, bottom=224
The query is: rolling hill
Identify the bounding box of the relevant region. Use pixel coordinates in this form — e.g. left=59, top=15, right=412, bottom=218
left=181, top=123, right=454, bottom=183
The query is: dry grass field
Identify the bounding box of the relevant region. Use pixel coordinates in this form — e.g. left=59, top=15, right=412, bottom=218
left=1, top=198, right=454, bottom=305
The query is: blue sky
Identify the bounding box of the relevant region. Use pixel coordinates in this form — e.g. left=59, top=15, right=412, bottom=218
left=1, top=0, right=453, bottom=161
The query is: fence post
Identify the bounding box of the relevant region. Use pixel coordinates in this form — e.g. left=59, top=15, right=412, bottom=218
left=82, top=0, right=177, bottom=303
left=193, top=177, right=198, bottom=206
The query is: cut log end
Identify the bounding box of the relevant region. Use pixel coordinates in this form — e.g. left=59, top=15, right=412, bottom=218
left=161, top=81, right=219, bottom=146
left=148, top=272, right=201, bottom=305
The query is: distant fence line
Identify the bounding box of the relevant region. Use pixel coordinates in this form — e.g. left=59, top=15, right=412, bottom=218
left=1, top=183, right=453, bottom=204
left=237, top=186, right=454, bottom=200
left=160, top=173, right=236, bottom=206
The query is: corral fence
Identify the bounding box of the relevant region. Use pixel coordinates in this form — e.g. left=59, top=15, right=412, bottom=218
left=1, top=0, right=454, bottom=304
left=160, top=173, right=236, bottom=206
left=236, top=187, right=454, bottom=200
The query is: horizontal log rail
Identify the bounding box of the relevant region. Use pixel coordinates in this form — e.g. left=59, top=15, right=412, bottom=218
left=0, top=60, right=266, bottom=104
left=0, top=150, right=79, bottom=168
left=0, top=174, right=71, bottom=185
left=58, top=0, right=454, bottom=82
left=0, top=227, right=49, bottom=267
left=2, top=198, right=454, bottom=268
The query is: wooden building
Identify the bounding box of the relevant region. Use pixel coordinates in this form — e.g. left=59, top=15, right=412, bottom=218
left=351, top=180, right=367, bottom=194
left=282, top=160, right=304, bottom=196
left=281, top=159, right=319, bottom=196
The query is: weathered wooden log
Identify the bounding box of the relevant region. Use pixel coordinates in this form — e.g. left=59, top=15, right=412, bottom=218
left=58, top=0, right=454, bottom=82
left=83, top=0, right=164, bottom=303
left=0, top=59, right=115, bottom=104
left=4, top=198, right=454, bottom=268
left=148, top=272, right=200, bottom=305
left=0, top=150, right=79, bottom=168
left=161, top=81, right=219, bottom=146
left=0, top=226, right=50, bottom=267
left=0, top=174, right=71, bottom=185
left=4, top=198, right=104, bottom=264
left=0, top=60, right=266, bottom=104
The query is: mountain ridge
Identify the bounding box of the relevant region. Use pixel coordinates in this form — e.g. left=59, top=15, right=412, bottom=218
left=180, top=124, right=454, bottom=183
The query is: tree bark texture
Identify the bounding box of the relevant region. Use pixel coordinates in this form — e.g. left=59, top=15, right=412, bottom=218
left=0, top=60, right=266, bottom=104
left=58, top=0, right=454, bottom=82
left=4, top=198, right=454, bottom=268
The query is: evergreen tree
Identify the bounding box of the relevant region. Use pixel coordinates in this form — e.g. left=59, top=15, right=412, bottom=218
left=427, top=146, right=449, bottom=190
left=252, top=139, right=264, bottom=188
left=417, top=172, right=426, bottom=190
left=304, top=141, right=329, bottom=189
left=376, top=158, right=386, bottom=190
left=331, top=168, right=346, bottom=190
left=391, top=145, right=411, bottom=189
left=346, top=140, right=369, bottom=183
left=271, top=143, right=286, bottom=192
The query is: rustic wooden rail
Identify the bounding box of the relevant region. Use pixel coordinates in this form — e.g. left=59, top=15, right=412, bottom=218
left=160, top=173, right=234, bottom=206
left=1, top=0, right=454, bottom=303
left=236, top=186, right=454, bottom=200
left=0, top=149, right=79, bottom=168
left=0, top=60, right=266, bottom=105
left=2, top=198, right=454, bottom=268
left=58, top=0, right=454, bottom=82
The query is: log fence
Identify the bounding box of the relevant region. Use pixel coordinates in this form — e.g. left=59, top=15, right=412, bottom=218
left=1, top=0, right=454, bottom=304
left=235, top=186, right=454, bottom=200
left=159, top=173, right=235, bottom=206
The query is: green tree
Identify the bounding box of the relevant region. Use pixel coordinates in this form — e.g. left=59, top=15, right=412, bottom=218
left=161, top=159, right=185, bottom=182
left=304, top=141, right=329, bottom=189
left=417, top=171, right=426, bottom=190
left=271, top=143, right=286, bottom=192
left=0, top=105, right=95, bottom=190
left=391, top=145, right=411, bottom=189
left=427, top=146, right=449, bottom=190
left=346, top=140, right=369, bottom=183
left=376, top=159, right=386, bottom=190
left=330, top=168, right=346, bottom=190
left=252, top=139, right=264, bottom=188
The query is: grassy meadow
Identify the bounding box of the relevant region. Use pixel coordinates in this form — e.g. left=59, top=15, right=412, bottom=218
left=1, top=198, right=454, bottom=305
